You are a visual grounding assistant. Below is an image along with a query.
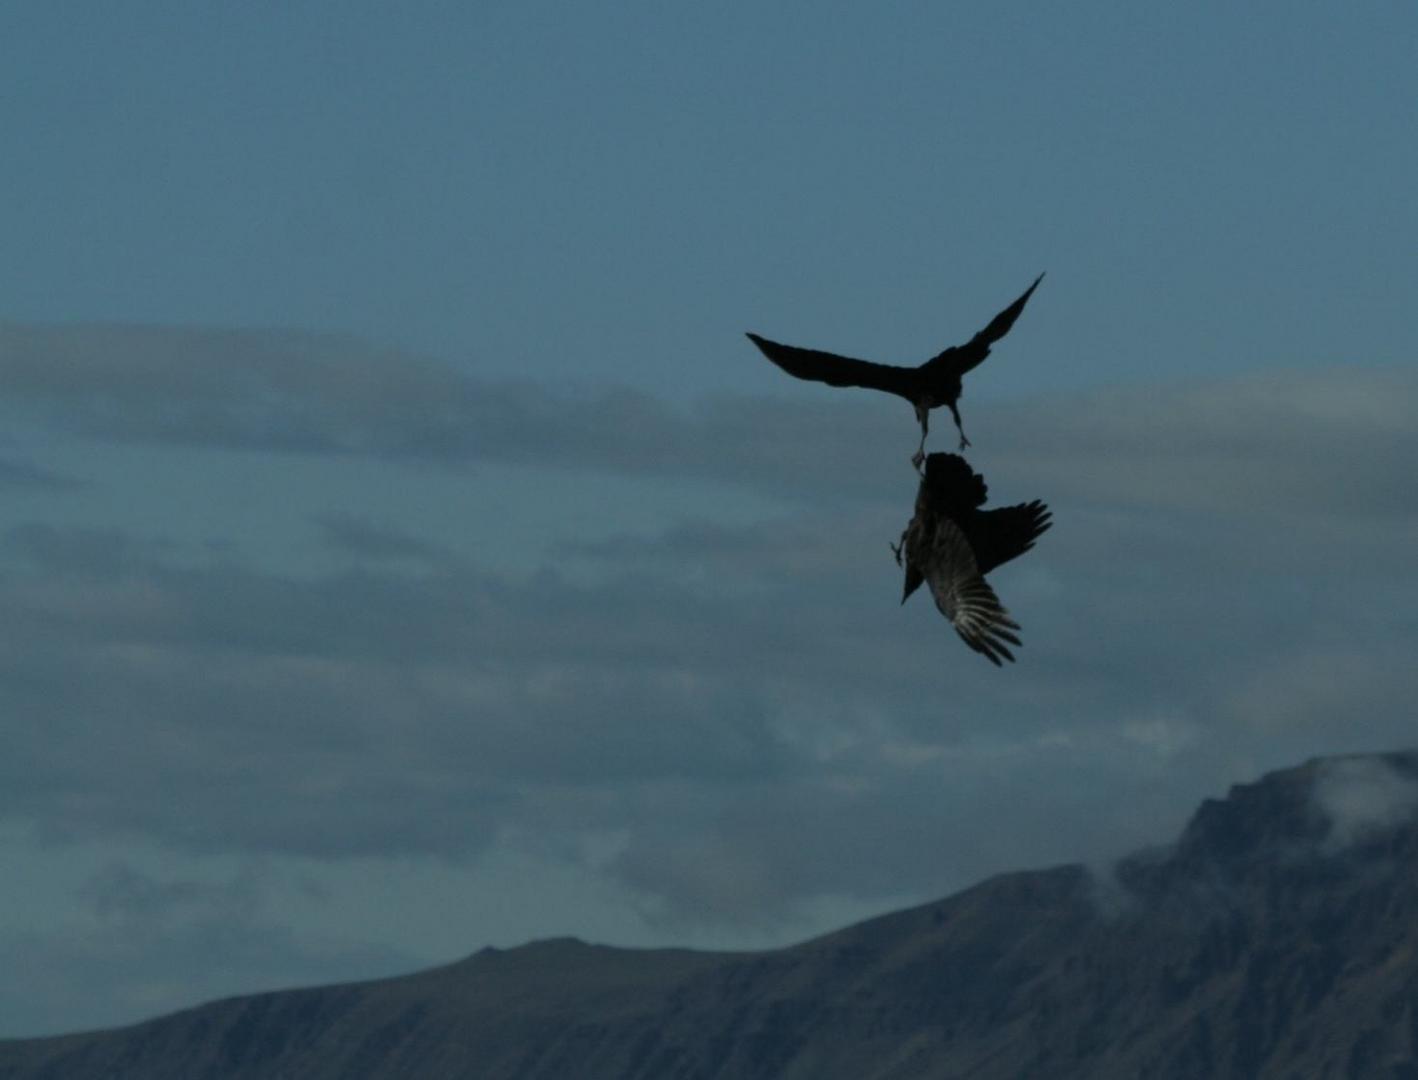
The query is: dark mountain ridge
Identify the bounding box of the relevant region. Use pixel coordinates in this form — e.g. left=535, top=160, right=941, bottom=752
left=4, top=751, right=1418, bottom=1079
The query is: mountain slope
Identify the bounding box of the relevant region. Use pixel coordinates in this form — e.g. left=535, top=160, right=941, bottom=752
left=4, top=751, right=1418, bottom=1079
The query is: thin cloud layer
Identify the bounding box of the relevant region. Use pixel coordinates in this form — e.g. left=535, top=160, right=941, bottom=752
left=984, top=370, right=1418, bottom=521
left=3, top=452, right=1412, bottom=910
left=0, top=452, right=82, bottom=490
left=6, top=321, right=1416, bottom=519
left=0, top=322, right=897, bottom=500
left=1313, top=756, right=1418, bottom=850
left=0, top=859, right=410, bottom=1038
left=315, top=512, right=449, bottom=564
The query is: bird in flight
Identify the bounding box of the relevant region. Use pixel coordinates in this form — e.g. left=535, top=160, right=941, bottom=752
left=893, top=452, right=1051, bottom=665
left=747, top=274, right=1043, bottom=467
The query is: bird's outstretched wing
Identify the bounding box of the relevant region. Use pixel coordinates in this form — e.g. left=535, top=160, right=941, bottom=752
left=972, top=499, right=1052, bottom=576
left=928, top=272, right=1045, bottom=377
left=920, top=520, right=1023, bottom=666
left=746, top=333, right=916, bottom=399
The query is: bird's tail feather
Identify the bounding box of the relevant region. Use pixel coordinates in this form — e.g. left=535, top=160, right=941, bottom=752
left=920, top=452, right=988, bottom=512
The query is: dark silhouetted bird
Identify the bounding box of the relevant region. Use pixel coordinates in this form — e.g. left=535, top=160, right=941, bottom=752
left=893, top=452, right=1051, bottom=665
left=747, top=274, right=1043, bottom=466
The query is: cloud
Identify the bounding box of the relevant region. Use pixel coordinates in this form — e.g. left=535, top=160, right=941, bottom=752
left=2, top=389, right=1414, bottom=918
left=315, top=512, right=449, bottom=564
left=0, top=452, right=82, bottom=490
left=3, top=360, right=1414, bottom=845
left=0, top=860, right=411, bottom=1037
left=1313, top=755, right=1418, bottom=850
left=0, top=322, right=476, bottom=457
left=4, top=325, right=1418, bottom=1033
left=0, top=322, right=906, bottom=503
left=0, top=521, right=814, bottom=861
left=80, top=860, right=261, bottom=926
left=7, top=321, right=1416, bottom=521
left=9, top=460, right=1404, bottom=926
left=1224, top=652, right=1418, bottom=736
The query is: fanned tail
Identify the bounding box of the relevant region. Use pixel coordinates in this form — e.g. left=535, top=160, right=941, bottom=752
left=919, top=452, right=988, bottom=513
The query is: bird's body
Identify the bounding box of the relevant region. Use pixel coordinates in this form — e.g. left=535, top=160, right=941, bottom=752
left=746, top=274, right=1043, bottom=464
left=895, top=452, right=1051, bottom=665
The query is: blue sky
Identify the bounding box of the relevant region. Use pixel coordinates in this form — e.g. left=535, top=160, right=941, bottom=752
left=2, top=2, right=1416, bottom=1037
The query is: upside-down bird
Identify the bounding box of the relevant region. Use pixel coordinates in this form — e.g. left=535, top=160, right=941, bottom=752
left=746, top=274, right=1043, bottom=466
left=893, top=452, right=1051, bottom=665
